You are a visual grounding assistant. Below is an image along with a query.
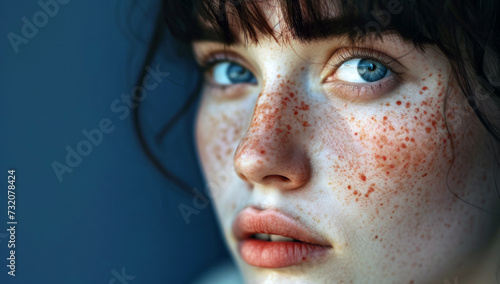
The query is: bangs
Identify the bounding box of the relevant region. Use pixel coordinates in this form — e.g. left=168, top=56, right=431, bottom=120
left=163, top=0, right=442, bottom=46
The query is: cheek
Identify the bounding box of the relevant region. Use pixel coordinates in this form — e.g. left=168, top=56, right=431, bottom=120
left=333, top=75, right=478, bottom=208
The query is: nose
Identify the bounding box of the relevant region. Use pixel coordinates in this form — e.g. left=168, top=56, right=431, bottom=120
left=234, top=88, right=312, bottom=191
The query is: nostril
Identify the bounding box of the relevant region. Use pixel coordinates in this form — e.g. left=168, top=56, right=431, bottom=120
left=263, top=175, right=291, bottom=183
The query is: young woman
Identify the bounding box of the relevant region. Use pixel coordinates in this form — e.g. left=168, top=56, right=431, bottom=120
left=135, top=0, right=500, bottom=282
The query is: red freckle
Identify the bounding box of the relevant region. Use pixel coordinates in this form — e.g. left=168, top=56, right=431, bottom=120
left=302, top=257, right=307, bottom=260
left=260, top=150, right=266, bottom=154
left=406, top=102, right=411, bottom=108
left=382, top=156, right=387, bottom=161
left=438, top=74, right=442, bottom=78
left=360, top=174, right=367, bottom=182
left=353, top=190, right=358, bottom=195
left=289, top=92, right=294, bottom=97
left=277, top=74, right=281, bottom=78
left=300, top=101, right=309, bottom=110
left=422, top=173, right=428, bottom=177
left=438, top=82, right=442, bottom=86
left=405, top=137, right=409, bottom=142
left=365, top=187, right=375, bottom=197
left=431, top=120, right=437, bottom=129
left=428, top=73, right=432, bottom=77
left=423, top=110, right=428, bottom=115
left=386, top=102, right=391, bottom=106
left=419, top=91, right=423, bottom=95
left=294, top=111, right=298, bottom=115
left=303, top=121, right=310, bottom=127
left=301, top=67, right=305, bottom=70
left=383, top=116, right=388, bottom=120
left=443, top=139, right=447, bottom=143
left=396, top=101, right=402, bottom=105
left=410, top=138, right=415, bottom=142
left=354, top=132, right=358, bottom=136
left=416, top=108, right=420, bottom=112
left=374, top=235, right=378, bottom=239
left=276, top=128, right=283, bottom=133
left=389, top=125, right=395, bottom=131
left=421, top=101, right=428, bottom=106
left=286, top=124, right=292, bottom=130
left=425, top=127, right=432, bottom=133
left=401, top=143, right=407, bottom=148
left=348, top=185, right=352, bottom=189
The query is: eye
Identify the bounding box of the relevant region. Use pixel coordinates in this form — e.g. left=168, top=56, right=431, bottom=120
left=212, top=61, right=257, bottom=85
left=336, top=58, right=392, bottom=83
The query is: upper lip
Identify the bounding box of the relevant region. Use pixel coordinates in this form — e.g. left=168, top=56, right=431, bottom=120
left=232, top=207, right=331, bottom=246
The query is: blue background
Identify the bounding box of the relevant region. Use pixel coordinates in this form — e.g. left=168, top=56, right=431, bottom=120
left=0, top=1, right=230, bottom=283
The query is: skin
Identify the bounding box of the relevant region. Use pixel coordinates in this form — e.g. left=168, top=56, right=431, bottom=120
left=192, top=6, right=500, bottom=284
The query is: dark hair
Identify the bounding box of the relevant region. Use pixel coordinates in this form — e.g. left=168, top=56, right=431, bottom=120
left=134, top=0, right=500, bottom=202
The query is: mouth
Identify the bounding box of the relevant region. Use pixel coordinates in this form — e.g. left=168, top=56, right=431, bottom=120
left=232, top=207, right=332, bottom=268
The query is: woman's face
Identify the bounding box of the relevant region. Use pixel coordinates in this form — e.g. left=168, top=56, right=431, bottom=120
left=193, top=7, right=499, bottom=283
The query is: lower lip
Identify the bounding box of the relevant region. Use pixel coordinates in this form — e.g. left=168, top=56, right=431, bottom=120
left=238, top=239, right=330, bottom=268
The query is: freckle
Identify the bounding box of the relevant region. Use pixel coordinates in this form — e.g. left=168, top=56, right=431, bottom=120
left=353, top=190, right=358, bottom=195
left=365, top=187, right=375, bottom=197
left=360, top=174, right=367, bottom=182
left=422, top=173, right=428, bottom=177
left=286, top=124, right=292, bottom=130
left=438, top=74, right=442, bottom=77
left=410, top=138, right=415, bottom=142
left=260, top=150, right=266, bottom=154
left=302, top=257, right=307, bottom=261
left=406, top=102, right=411, bottom=108
left=383, top=116, right=388, bottom=120
left=425, top=127, right=432, bottom=133
left=294, top=111, right=298, bottom=115
left=348, top=185, right=352, bottom=189
left=396, top=101, right=402, bottom=105
left=289, top=92, right=294, bottom=97
left=405, top=137, right=409, bottom=142
left=277, top=74, right=281, bottom=78
left=443, top=139, right=447, bottom=143
left=300, top=101, right=310, bottom=110
left=422, top=86, right=428, bottom=91
left=386, top=102, right=391, bottom=106
left=355, top=132, right=358, bottom=136
left=401, top=143, right=407, bottom=148
left=276, top=128, right=283, bottom=133
left=438, top=82, right=442, bottom=86
left=374, top=235, right=378, bottom=239
left=303, top=121, right=310, bottom=127
left=382, top=156, right=387, bottom=161
left=428, top=73, right=432, bottom=77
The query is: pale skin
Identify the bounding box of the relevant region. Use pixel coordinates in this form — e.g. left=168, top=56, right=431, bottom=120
left=192, top=6, right=500, bottom=284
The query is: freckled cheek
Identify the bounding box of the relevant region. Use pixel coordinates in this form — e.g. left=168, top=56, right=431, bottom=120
left=197, top=106, right=250, bottom=166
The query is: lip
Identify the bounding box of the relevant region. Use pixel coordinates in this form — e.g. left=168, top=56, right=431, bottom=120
left=232, top=207, right=332, bottom=268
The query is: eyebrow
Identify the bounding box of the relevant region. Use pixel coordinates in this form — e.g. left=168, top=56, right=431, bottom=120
left=193, top=17, right=380, bottom=45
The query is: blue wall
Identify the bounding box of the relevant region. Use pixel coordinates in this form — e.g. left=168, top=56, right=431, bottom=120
left=0, top=1, right=229, bottom=283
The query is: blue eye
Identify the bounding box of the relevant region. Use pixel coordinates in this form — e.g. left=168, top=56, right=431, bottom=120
left=336, top=58, right=391, bottom=83
left=212, top=61, right=257, bottom=85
